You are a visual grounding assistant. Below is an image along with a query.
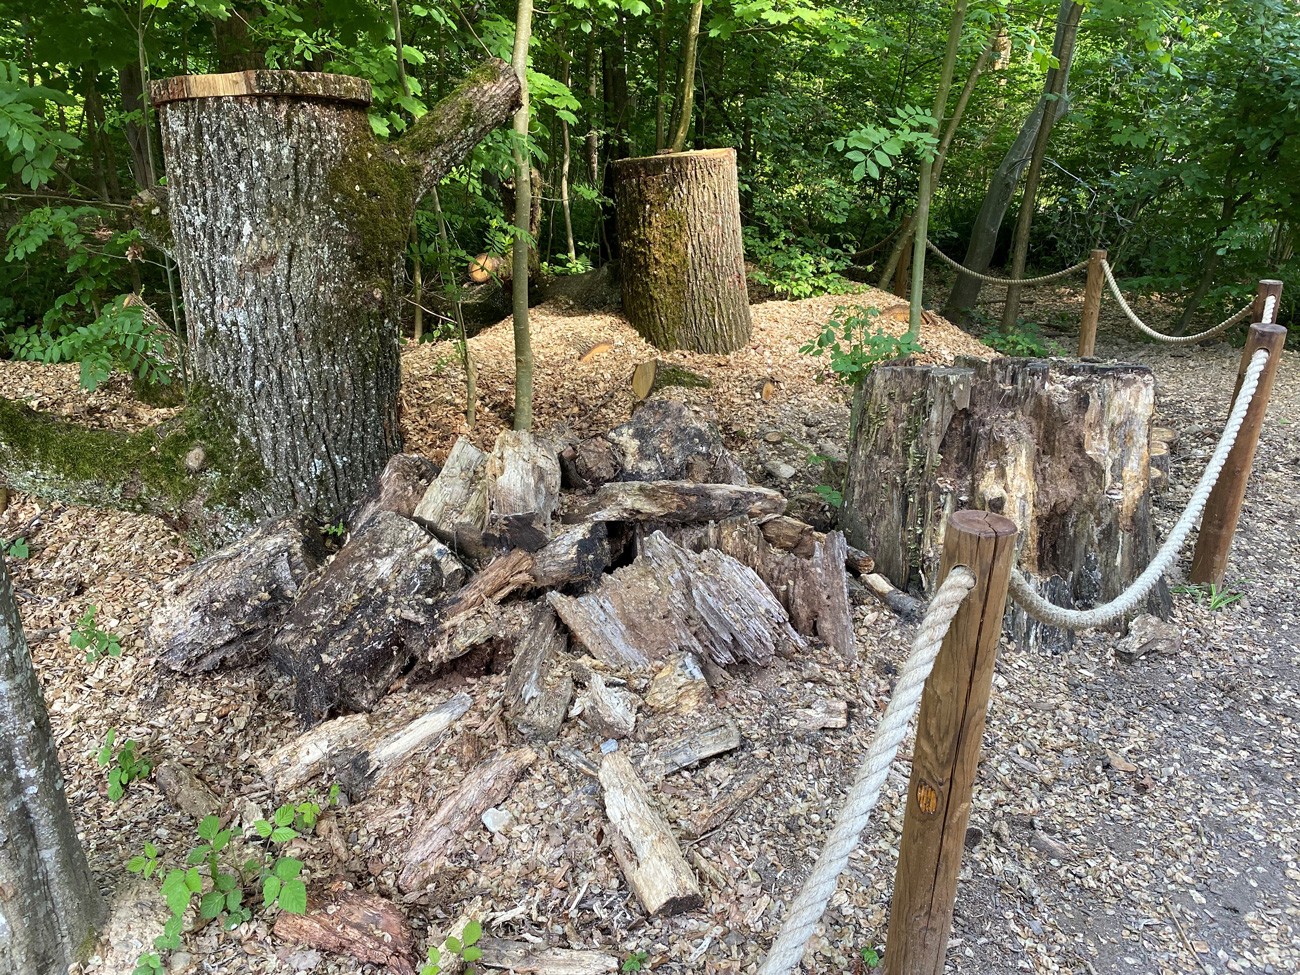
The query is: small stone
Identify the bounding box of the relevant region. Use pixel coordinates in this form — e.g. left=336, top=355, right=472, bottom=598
left=481, top=807, right=513, bottom=834
left=764, top=460, right=797, bottom=481
left=183, top=446, right=207, bottom=473
left=763, top=431, right=783, bottom=443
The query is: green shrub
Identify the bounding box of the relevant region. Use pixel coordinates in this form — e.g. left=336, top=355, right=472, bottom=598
left=800, top=304, right=924, bottom=383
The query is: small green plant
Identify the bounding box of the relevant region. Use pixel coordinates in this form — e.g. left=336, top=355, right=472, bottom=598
left=98, top=729, right=152, bottom=801
left=800, top=305, right=924, bottom=384
left=982, top=321, right=1062, bottom=358
left=860, top=945, right=882, bottom=968
left=321, top=518, right=347, bottom=539
left=131, top=952, right=164, bottom=975
left=807, top=452, right=845, bottom=509
left=4, top=536, right=28, bottom=558
left=71, top=604, right=122, bottom=662
left=622, top=949, right=651, bottom=972
left=422, top=919, right=484, bottom=975
left=1170, top=582, right=1244, bottom=611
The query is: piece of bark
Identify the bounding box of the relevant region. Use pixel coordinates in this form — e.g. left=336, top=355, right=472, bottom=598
left=578, top=339, right=614, bottom=363
left=598, top=750, right=702, bottom=916
left=549, top=532, right=802, bottom=671
left=154, top=762, right=222, bottom=819
left=271, top=512, right=465, bottom=725
left=529, top=521, right=611, bottom=589
left=793, top=698, right=848, bottom=730
left=641, top=718, right=740, bottom=780
left=398, top=746, right=537, bottom=892
left=505, top=605, right=574, bottom=741
left=349, top=453, right=440, bottom=530
left=475, top=938, right=618, bottom=973
left=414, top=437, right=488, bottom=534
left=339, top=692, right=473, bottom=792
left=685, top=766, right=770, bottom=838
left=755, top=515, right=874, bottom=574
left=149, top=514, right=325, bottom=673
left=272, top=889, right=416, bottom=975
left=862, top=572, right=924, bottom=620
left=485, top=430, right=561, bottom=548
left=421, top=549, right=536, bottom=667
left=573, top=480, right=784, bottom=524
left=644, top=652, right=711, bottom=713
left=574, top=672, right=639, bottom=739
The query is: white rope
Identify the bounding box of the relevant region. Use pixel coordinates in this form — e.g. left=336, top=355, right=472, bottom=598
left=1009, top=348, right=1271, bottom=630
left=1101, top=260, right=1253, bottom=344
left=1262, top=293, right=1278, bottom=324
left=757, top=567, right=977, bottom=975
left=925, top=239, right=1088, bottom=287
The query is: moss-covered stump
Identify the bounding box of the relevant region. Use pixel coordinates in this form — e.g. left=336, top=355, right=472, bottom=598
left=613, top=149, right=752, bottom=354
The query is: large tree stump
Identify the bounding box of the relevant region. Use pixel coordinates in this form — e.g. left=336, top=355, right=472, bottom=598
left=613, top=148, right=752, bottom=353
left=842, top=359, right=1170, bottom=650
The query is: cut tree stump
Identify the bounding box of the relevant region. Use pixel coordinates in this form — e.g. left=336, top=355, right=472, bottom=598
left=272, top=887, right=416, bottom=975
left=148, top=514, right=326, bottom=673
left=573, top=481, right=784, bottom=524
left=475, top=939, right=618, bottom=973
left=842, top=358, right=1169, bottom=650
left=349, top=453, right=440, bottom=530
left=504, top=604, right=574, bottom=741
left=599, top=749, right=703, bottom=916
left=414, top=437, right=488, bottom=538
left=550, top=531, right=802, bottom=671
left=398, top=746, right=537, bottom=892
left=271, top=511, right=465, bottom=725
left=613, top=148, right=752, bottom=354
left=485, top=430, right=561, bottom=549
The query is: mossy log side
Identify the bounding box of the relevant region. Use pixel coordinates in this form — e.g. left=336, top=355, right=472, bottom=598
left=613, top=149, right=752, bottom=354
left=842, top=358, right=1169, bottom=651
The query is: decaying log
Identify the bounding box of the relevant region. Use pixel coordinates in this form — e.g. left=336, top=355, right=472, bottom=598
left=154, top=762, right=222, bottom=819
left=842, top=359, right=1170, bottom=650
left=641, top=718, right=740, bottom=780
left=793, top=698, right=848, bottom=730
left=573, top=672, right=639, bottom=739
left=272, top=888, right=416, bottom=975
left=573, top=481, right=785, bottom=524
left=148, top=514, right=325, bottom=673
left=339, top=692, right=473, bottom=793
left=504, top=605, right=574, bottom=741
left=684, top=765, right=770, bottom=838
left=414, top=437, right=488, bottom=537
left=349, top=453, right=440, bottom=530
left=398, top=746, right=537, bottom=892
left=550, top=532, right=802, bottom=671
left=644, top=652, right=711, bottom=713
left=485, top=430, right=561, bottom=549
left=475, top=938, right=619, bottom=973
left=599, top=749, right=702, bottom=916
left=529, top=521, right=611, bottom=589
left=260, top=713, right=371, bottom=793
left=861, top=572, right=924, bottom=620
left=422, top=549, right=535, bottom=667
left=271, top=511, right=465, bottom=725
left=757, top=515, right=875, bottom=574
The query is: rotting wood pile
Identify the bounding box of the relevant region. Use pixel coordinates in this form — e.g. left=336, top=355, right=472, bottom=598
left=145, top=396, right=908, bottom=972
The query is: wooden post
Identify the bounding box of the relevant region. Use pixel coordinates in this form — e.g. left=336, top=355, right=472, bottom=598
left=882, top=510, right=1016, bottom=975
left=1188, top=322, right=1286, bottom=585
left=1077, top=248, right=1106, bottom=356
left=1252, top=279, right=1283, bottom=324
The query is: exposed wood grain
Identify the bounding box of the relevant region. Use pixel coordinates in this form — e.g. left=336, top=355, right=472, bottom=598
left=272, top=888, right=416, bottom=975
left=574, top=480, right=785, bottom=524
left=641, top=718, right=740, bottom=780
left=505, top=604, right=574, bottom=741
left=476, top=938, right=618, bottom=973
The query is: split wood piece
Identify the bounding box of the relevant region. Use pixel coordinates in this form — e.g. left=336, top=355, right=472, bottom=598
left=423, top=549, right=535, bottom=668
left=578, top=339, right=615, bottom=363
left=574, top=672, right=640, bottom=739
left=550, top=531, right=802, bottom=671
left=631, top=360, right=657, bottom=400
left=261, top=693, right=472, bottom=794
left=504, top=604, right=574, bottom=741
left=529, top=520, right=611, bottom=589
left=485, top=430, right=561, bottom=550
left=644, top=652, right=711, bottom=714
left=630, top=360, right=713, bottom=401
left=271, top=511, right=465, bottom=726
left=475, top=938, right=618, bottom=973
left=398, top=746, right=537, bottom=892
left=560, top=398, right=747, bottom=489
left=148, top=514, right=325, bottom=673
left=154, top=762, right=222, bottom=820
left=641, top=718, right=740, bottom=781
left=349, top=453, right=440, bottom=530
left=598, top=750, right=702, bottom=916
left=685, top=765, right=770, bottom=838
left=574, top=481, right=785, bottom=524
left=272, top=888, right=416, bottom=975
left=792, top=698, right=848, bottom=730
left=862, top=573, right=924, bottom=620
left=414, top=437, right=488, bottom=537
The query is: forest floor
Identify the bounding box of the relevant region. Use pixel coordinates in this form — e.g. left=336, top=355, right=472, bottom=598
left=2, top=276, right=1297, bottom=975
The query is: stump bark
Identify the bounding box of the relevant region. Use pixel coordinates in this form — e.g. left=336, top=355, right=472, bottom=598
left=842, top=358, right=1169, bottom=650
left=613, top=148, right=751, bottom=353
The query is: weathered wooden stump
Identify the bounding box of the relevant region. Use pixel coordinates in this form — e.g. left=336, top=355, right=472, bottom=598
left=842, top=358, right=1170, bottom=650
left=613, top=148, right=752, bottom=353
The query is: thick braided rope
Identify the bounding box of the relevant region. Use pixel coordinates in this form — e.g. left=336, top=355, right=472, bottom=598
left=1262, top=293, right=1278, bottom=324
left=925, top=239, right=1088, bottom=286
left=1101, top=260, right=1253, bottom=344
left=1010, top=348, right=1270, bottom=630
left=757, top=567, right=977, bottom=975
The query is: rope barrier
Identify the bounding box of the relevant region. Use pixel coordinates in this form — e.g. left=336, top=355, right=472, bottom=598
left=925, top=239, right=1089, bottom=287
left=1008, top=347, right=1270, bottom=630
left=1263, top=293, right=1278, bottom=324
left=1101, top=260, right=1253, bottom=344
left=757, top=566, right=977, bottom=975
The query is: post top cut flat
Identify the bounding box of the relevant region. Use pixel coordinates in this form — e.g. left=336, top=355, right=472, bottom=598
left=151, top=71, right=372, bottom=108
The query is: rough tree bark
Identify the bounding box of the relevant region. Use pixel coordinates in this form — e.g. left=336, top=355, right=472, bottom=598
left=1, top=556, right=106, bottom=974
left=511, top=0, right=536, bottom=430
left=613, top=148, right=752, bottom=353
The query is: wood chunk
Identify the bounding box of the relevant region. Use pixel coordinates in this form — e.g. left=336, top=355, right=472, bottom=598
left=529, top=521, right=610, bottom=589
left=350, top=453, right=440, bottom=530
left=398, top=746, right=537, bottom=892
left=793, top=698, right=848, bottom=730
left=578, top=340, right=615, bottom=363
left=575, top=673, right=639, bottom=739
left=550, top=532, right=803, bottom=671
left=271, top=511, right=465, bottom=726
left=574, top=481, right=785, bottom=524
left=644, top=652, right=710, bottom=713
left=272, top=889, right=416, bottom=975
left=340, top=692, right=473, bottom=792
left=1150, top=425, right=1178, bottom=447
left=148, top=514, right=325, bottom=673
left=862, top=572, right=924, bottom=620
left=476, top=938, right=618, bottom=973
left=505, top=604, right=574, bottom=741
left=631, top=360, right=658, bottom=400
left=641, top=718, right=740, bottom=780
left=423, top=549, right=535, bottom=667
left=414, top=437, right=488, bottom=533
left=486, top=430, right=561, bottom=544
left=260, top=713, right=373, bottom=793
left=154, top=762, right=221, bottom=819
left=598, top=750, right=702, bottom=916
left=685, top=766, right=770, bottom=838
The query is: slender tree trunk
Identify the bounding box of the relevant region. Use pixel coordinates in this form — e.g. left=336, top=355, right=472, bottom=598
left=1176, top=190, right=1240, bottom=330
left=511, top=0, right=536, bottom=430
left=0, top=556, right=106, bottom=975
left=560, top=52, right=577, bottom=261
left=655, top=5, right=668, bottom=151
left=906, top=0, right=968, bottom=339
left=392, top=0, right=424, bottom=343
left=431, top=187, right=476, bottom=427
left=586, top=35, right=600, bottom=187
left=1000, top=2, right=1083, bottom=329
left=667, top=0, right=704, bottom=154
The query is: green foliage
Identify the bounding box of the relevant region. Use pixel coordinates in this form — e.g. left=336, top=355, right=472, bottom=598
left=541, top=254, right=594, bottom=276
left=97, top=729, right=152, bottom=801
left=422, top=918, right=484, bottom=975
left=0, top=62, right=82, bottom=188
left=745, top=229, right=853, bottom=300
left=71, top=604, right=122, bottom=662
left=4, top=536, right=29, bottom=559
left=800, top=305, right=924, bottom=384
left=621, top=949, right=650, bottom=972
left=981, top=320, right=1063, bottom=358
left=834, top=105, right=939, bottom=182
left=860, top=945, right=882, bottom=968
left=1170, top=582, right=1245, bottom=611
